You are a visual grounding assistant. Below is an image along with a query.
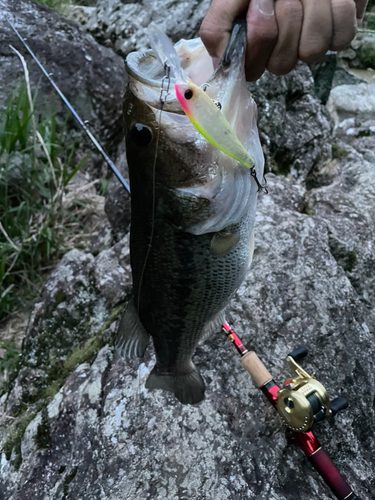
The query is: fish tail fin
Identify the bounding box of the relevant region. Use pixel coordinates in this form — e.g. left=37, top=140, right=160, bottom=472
left=145, top=364, right=205, bottom=405
left=115, top=299, right=150, bottom=358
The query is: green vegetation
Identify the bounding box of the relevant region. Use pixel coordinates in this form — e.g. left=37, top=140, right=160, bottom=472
left=34, top=408, right=51, bottom=449
left=2, top=412, right=36, bottom=470
left=0, top=339, right=20, bottom=374
left=0, top=59, right=87, bottom=320
left=332, top=144, right=350, bottom=159
left=40, top=303, right=124, bottom=401
left=63, top=466, right=79, bottom=497
left=367, top=15, right=375, bottom=30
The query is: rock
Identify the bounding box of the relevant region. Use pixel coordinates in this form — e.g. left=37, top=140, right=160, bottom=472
left=332, top=69, right=368, bottom=88
left=337, top=32, right=375, bottom=71
left=334, top=118, right=375, bottom=164
left=351, top=33, right=375, bottom=70
left=80, top=0, right=211, bottom=57
left=248, top=63, right=333, bottom=181
left=0, top=0, right=127, bottom=174
left=92, top=234, right=132, bottom=306
left=327, top=83, right=375, bottom=124
left=65, top=5, right=98, bottom=33
left=0, top=239, right=130, bottom=417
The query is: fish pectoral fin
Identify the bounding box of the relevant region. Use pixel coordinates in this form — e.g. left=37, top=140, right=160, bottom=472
left=210, top=231, right=240, bottom=256
left=115, top=299, right=150, bottom=359
left=145, top=364, right=205, bottom=405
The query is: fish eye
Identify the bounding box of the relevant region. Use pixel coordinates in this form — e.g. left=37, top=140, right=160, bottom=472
left=184, top=89, right=193, bottom=100
left=129, top=123, right=153, bottom=147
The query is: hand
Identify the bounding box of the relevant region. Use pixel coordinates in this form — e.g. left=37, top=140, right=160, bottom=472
left=200, top=0, right=369, bottom=81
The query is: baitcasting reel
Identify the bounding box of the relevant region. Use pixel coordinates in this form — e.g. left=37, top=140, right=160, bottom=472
left=276, top=346, right=348, bottom=432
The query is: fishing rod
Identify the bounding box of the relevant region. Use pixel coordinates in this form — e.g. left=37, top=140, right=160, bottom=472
left=6, top=17, right=131, bottom=195
left=222, top=322, right=362, bottom=500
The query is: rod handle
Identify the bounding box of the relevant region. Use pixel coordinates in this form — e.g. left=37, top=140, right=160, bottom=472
left=241, top=351, right=273, bottom=388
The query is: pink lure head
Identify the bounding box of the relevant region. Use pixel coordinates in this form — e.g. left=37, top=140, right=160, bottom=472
left=175, top=81, right=195, bottom=118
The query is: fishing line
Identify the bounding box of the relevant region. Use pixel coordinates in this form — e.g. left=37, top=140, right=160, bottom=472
left=136, top=63, right=170, bottom=315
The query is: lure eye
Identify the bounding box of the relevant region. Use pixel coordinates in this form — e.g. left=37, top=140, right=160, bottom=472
left=184, top=89, right=193, bottom=100
left=129, top=123, right=153, bottom=147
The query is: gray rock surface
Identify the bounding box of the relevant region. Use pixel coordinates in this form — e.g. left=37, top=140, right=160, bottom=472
left=72, top=0, right=211, bottom=56
left=337, top=32, right=375, bottom=71
left=0, top=0, right=127, bottom=174
left=248, top=63, right=333, bottom=181
left=327, top=83, right=375, bottom=124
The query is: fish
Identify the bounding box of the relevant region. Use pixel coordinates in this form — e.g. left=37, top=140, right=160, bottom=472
left=115, top=19, right=264, bottom=404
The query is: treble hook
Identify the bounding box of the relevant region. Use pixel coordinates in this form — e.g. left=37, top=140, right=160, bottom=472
left=250, top=167, right=268, bottom=194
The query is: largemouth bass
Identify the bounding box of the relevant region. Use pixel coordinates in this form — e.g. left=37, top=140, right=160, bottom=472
left=115, top=20, right=264, bottom=404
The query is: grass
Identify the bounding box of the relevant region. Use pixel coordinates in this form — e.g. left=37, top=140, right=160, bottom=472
left=0, top=49, right=87, bottom=321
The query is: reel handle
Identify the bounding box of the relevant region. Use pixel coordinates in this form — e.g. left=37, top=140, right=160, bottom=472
left=288, top=346, right=308, bottom=362
left=331, top=397, right=348, bottom=415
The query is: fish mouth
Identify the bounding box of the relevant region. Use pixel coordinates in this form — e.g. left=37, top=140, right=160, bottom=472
left=125, top=20, right=247, bottom=114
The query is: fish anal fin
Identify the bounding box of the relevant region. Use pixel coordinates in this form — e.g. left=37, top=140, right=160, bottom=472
left=145, top=364, right=205, bottom=405
left=210, top=231, right=240, bottom=256
left=200, top=310, right=226, bottom=341
left=115, top=299, right=150, bottom=359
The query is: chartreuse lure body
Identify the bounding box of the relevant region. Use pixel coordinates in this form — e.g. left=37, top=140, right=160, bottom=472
left=175, top=79, right=255, bottom=169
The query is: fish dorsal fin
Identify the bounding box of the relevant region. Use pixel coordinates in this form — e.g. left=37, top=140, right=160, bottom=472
left=147, top=22, right=185, bottom=81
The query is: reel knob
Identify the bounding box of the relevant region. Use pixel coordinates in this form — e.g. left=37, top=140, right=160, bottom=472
left=330, top=397, right=348, bottom=415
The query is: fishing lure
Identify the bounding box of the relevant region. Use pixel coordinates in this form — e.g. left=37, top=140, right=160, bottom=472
left=175, top=79, right=255, bottom=170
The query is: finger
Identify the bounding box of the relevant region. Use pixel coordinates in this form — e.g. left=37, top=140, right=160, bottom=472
left=331, top=0, right=357, bottom=51
left=245, top=0, right=278, bottom=81
left=355, top=0, right=369, bottom=19
left=267, top=0, right=303, bottom=75
left=200, top=0, right=249, bottom=59
left=298, top=0, right=333, bottom=63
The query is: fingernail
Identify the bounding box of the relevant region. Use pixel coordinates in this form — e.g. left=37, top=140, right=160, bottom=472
left=255, top=0, right=274, bottom=17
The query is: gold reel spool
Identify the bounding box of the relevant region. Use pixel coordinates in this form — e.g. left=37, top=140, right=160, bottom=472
left=276, top=351, right=331, bottom=432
